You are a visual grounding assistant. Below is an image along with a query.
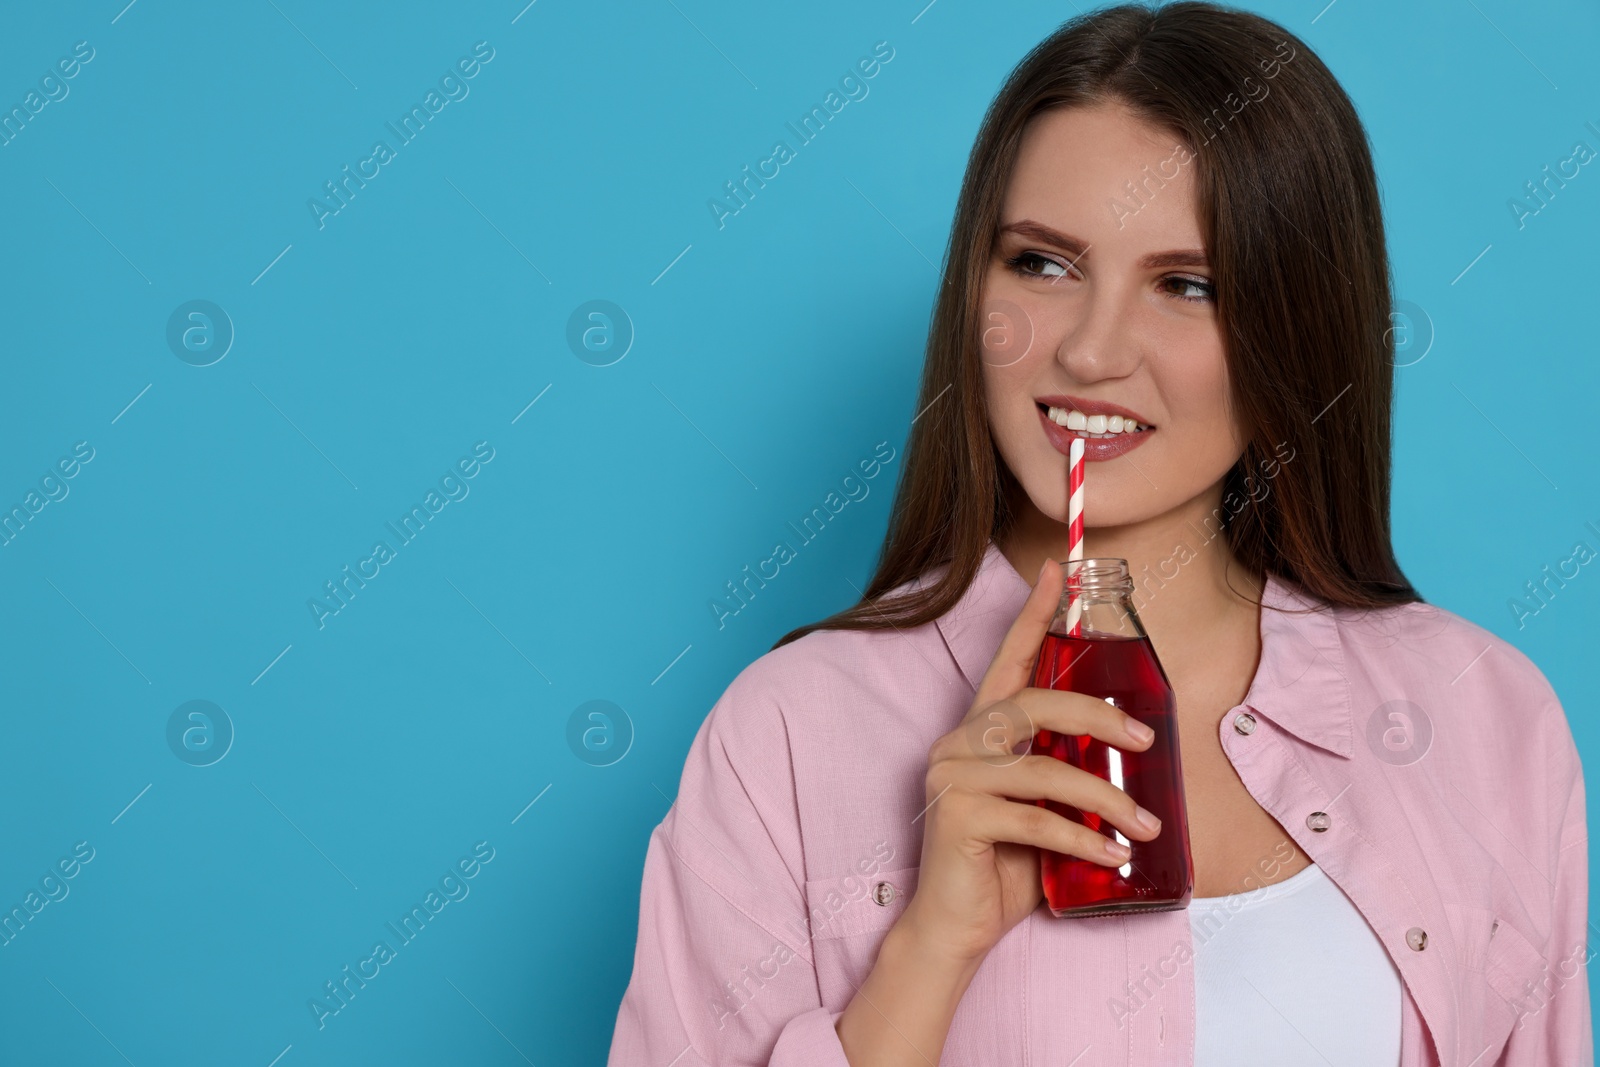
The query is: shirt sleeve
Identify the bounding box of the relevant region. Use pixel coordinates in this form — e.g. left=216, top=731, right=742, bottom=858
left=1502, top=690, right=1593, bottom=1067
left=606, top=664, right=855, bottom=1067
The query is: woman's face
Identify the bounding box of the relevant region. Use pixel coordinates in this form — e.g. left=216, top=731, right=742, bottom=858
left=981, top=100, right=1245, bottom=532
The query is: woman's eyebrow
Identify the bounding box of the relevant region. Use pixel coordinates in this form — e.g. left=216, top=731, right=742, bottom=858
left=999, top=219, right=1209, bottom=269
left=1139, top=249, right=1210, bottom=268
left=1000, top=220, right=1088, bottom=257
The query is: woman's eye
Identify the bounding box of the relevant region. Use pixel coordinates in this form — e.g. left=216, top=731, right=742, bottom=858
left=1163, top=275, right=1215, bottom=303
left=1003, top=251, right=1071, bottom=281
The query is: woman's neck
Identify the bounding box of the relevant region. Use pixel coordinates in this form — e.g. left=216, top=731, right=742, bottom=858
left=995, top=482, right=1265, bottom=674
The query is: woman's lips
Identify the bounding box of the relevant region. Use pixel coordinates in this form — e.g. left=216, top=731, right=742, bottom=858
left=1035, top=403, right=1154, bottom=461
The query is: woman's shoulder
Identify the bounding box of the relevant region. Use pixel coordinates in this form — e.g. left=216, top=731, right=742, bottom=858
left=672, top=578, right=946, bottom=836
left=715, top=616, right=930, bottom=719
left=699, top=572, right=949, bottom=747
left=1329, top=593, right=1579, bottom=779
left=1333, top=594, right=1561, bottom=708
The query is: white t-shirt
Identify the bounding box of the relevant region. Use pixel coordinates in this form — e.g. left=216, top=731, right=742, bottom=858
left=1190, top=861, right=1403, bottom=1065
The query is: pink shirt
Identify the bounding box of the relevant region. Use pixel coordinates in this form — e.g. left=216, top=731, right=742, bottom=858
left=608, top=540, right=1592, bottom=1065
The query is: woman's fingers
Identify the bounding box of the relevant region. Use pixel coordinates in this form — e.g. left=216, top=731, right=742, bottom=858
left=957, top=557, right=1154, bottom=750
left=926, top=558, right=1165, bottom=907
left=928, top=754, right=1161, bottom=844
left=952, top=687, right=1154, bottom=766
left=946, top=788, right=1135, bottom=866
left=1016, top=686, right=1155, bottom=748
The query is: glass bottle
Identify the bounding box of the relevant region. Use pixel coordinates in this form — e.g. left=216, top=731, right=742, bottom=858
left=1030, top=558, right=1194, bottom=917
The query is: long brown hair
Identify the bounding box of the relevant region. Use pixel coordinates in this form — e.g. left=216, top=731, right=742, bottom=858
left=774, top=0, right=1418, bottom=651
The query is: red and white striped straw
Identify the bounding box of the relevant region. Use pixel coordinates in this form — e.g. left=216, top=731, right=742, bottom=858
left=1065, top=436, right=1085, bottom=636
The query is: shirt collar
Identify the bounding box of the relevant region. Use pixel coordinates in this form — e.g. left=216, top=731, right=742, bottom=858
left=930, top=539, right=1355, bottom=759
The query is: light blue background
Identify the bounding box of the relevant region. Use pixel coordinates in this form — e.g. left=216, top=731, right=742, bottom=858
left=1, top=1, right=1595, bottom=1063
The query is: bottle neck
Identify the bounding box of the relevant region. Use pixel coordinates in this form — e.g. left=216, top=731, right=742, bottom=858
left=1050, top=558, right=1147, bottom=640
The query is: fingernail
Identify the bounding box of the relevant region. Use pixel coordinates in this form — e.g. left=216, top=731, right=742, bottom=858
left=1135, top=805, right=1162, bottom=833
left=1105, top=839, right=1131, bottom=860
left=1128, top=720, right=1154, bottom=744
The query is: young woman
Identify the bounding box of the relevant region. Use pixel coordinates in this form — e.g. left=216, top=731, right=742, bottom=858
left=607, top=4, right=1591, bottom=1065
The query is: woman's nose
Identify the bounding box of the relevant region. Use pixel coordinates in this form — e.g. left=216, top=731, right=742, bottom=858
left=1053, top=283, right=1142, bottom=381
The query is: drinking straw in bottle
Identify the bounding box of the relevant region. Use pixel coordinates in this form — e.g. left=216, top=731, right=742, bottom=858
left=1064, top=435, right=1085, bottom=636
left=1031, top=427, right=1194, bottom=916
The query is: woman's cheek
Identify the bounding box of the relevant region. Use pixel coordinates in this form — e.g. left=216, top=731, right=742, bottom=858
left=979, top=295, right=1039, bottom=370
left=1169, top=370, right=1246, bottom=484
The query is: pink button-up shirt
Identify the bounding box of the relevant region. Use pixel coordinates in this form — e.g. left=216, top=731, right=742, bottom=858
left=608, top=540, right=1592, bottom=1065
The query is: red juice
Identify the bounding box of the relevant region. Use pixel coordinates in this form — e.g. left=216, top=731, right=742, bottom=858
left=1031, top=631, right=1193, bottom=917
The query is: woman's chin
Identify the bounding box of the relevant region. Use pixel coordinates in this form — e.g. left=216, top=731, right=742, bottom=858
left=1017, top=493, right=1154, bottom=532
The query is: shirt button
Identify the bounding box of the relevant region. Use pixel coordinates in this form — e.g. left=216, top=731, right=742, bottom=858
left=872, top=881, right=897, bottom=906
left=1306, top=811, right=1331, bottom=832
left=1233, top=712, right=1257, bottom=735
left=1406, top=927, right=1428, bottom=951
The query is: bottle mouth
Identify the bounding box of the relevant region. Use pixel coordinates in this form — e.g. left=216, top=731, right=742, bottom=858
left=1060, top=557, right=1133, bottom=594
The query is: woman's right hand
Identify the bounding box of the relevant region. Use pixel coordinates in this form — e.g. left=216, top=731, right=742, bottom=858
left=897, top=556, right=1164, bottom=965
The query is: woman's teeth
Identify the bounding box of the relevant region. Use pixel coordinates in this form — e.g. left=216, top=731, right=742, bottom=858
left=1044, top=405, right=1148, bottom=437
